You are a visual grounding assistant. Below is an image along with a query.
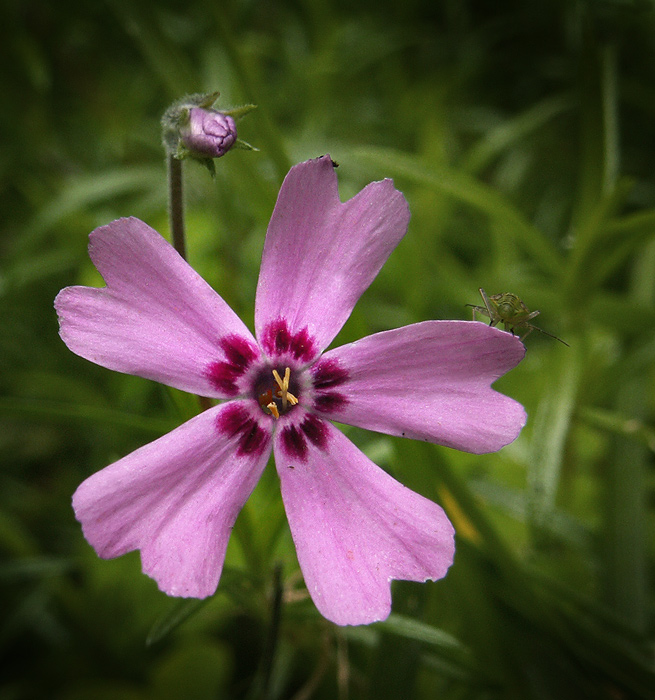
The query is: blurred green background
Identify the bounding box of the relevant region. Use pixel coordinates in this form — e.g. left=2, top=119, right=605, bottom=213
left=2, top=0, right=655, bottom=698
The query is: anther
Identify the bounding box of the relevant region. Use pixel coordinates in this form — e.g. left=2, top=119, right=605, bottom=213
left=272, top=367, right=299, bottom=411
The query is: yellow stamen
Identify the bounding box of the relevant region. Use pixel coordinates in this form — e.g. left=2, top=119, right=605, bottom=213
left=266, top=402, right=280, bottom=419
left=272, top=367, right=299, bottom=411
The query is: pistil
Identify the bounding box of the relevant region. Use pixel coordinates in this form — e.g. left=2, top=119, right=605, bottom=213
left=258, top=367, right=298, bottom=419
left=272, top=367, right=299, bottom=410
left=266, top=398, right=280, bottom=419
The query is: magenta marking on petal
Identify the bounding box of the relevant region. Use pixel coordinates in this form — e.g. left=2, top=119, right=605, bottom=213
left=300, top=414, right=328, bottom=450
left=310, top=357, right=349, bottom=414
left=313, top=392, right=348, bottom=414
left=311, top=358, right=349, bottom=388
left=288, top=326, right=316, bottom=362
left=239, top=420, right=270, bottom=456
left=216, top=403, right=270, bottom=457
left=207, top=335, right=259, bottom=395
left=261, top=318, right=317, bottom=362
left=280, top=416, right=329, bottom=461
left=262, top=318, right=291, bottom=356
left=220, top=334, right=259, bottom=369
left=280, top=424, right=307, bottom=460
left=217, top=402, right=252, bottom=436
left=206, top=362, right=241, bottom=395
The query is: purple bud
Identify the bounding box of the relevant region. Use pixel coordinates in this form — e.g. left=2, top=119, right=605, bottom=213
left=181, top=108, right=237, bottom=158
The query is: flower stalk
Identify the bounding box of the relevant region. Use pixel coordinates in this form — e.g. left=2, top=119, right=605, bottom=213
left=161, top=90, right=257, bottom=411
left=167, top=154, right=187, bottom=261
left=167, top=152, right=214, bottom=412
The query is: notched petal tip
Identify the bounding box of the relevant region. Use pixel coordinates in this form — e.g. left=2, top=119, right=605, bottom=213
left=54, top=216, right=256, bottom=397
left=319, top=320, right=528, bottom=455
left=255, top=157, right=412, bottom=355
left=276, top=422, right=456, bottom=626
left=71, top=405, right=271, bottom=602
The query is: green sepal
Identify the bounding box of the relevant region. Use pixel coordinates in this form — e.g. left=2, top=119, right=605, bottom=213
left=223, top=103, right=258, bottom=119
left=234, top=138, right=259, bottom=152
left=195, top=91, right=221, bottom=109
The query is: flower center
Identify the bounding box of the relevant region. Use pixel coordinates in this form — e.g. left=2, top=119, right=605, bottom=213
left=257, top=367, right=299, bottom=419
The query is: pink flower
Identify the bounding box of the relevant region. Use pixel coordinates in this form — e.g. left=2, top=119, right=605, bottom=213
left=54, top=156, right=526, bottom=626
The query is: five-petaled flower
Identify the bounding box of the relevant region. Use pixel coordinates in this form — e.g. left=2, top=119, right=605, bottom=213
left=54, top=156, right=526, bottom=626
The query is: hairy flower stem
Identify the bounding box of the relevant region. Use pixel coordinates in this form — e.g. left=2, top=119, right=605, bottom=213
left=167, top=155, right=187, bottom=260
left=166, top=155, right=212, bottom=413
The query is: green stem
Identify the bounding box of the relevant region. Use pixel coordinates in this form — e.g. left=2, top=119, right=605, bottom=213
left=246, top=564, right=283, bottom=700
left=166, top=153, right=212, bottom=413
left=603, top=378, right=649, bottom=634
left=167, top=155, right=187, bottom=260
left=261, top=564, right=284, bottom=700
left=600, top=42, right=619, bottom=194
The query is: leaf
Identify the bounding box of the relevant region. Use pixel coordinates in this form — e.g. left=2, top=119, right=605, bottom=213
left=0, top=396, right=175, bottom=434
left=0, top=556, right=76, bottom=581
left=146, top=598, right=209, bottom=647
left=376, top=613, right=468, bottom=656
left=353, top=146, right=563, bottom=275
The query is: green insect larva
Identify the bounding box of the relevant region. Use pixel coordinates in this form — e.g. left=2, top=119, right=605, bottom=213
left=467, top=288, right=569, bottom=346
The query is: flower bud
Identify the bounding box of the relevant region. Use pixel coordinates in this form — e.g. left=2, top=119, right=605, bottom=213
left=162, top=92, right=256, bottom=175
left=181, top=108, right=237, bottom=158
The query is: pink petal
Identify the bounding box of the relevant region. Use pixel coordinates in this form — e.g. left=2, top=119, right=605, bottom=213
left=255, top=156, right=410, bottom=358
left=55, top=217, right=257, bottom=397
left=275, top=417, right=455, bottom=626
left=317, top=321, right=526, bottom=454
left=73, top=402, right=272, bottom=598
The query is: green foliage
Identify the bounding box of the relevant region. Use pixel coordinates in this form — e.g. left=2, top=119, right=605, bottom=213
left=2, top=0, right=655, bottom=698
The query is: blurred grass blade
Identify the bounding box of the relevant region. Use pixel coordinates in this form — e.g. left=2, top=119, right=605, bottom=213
left=563, top=177, right=635, bottom=297
left=578, top=406, right=655, bottom=452
left=470, top=478, right=593, bottom=549
left=373, top=613, right=482, bottom=692
left=527, top=342, right=582, bottom=532
left=0, top=556, right=76, bottom=581
left=146, top=598, right=209, bottom=647
left=603, top=377, right=649, bottom=634
left=0, top=250, right=78, bottom=293
left=377, top=613, right=468, bottom=656
left=463, top=93, right=573, bottom=174
left=21, top=166, right=163, bottom=254
left=353, top=146, right=562, bottom=276
left=106, top=0, right=197, bottom=98
left=0, top=396, right=175, bottom=434
left=591, top=209, right=655, bottom=289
